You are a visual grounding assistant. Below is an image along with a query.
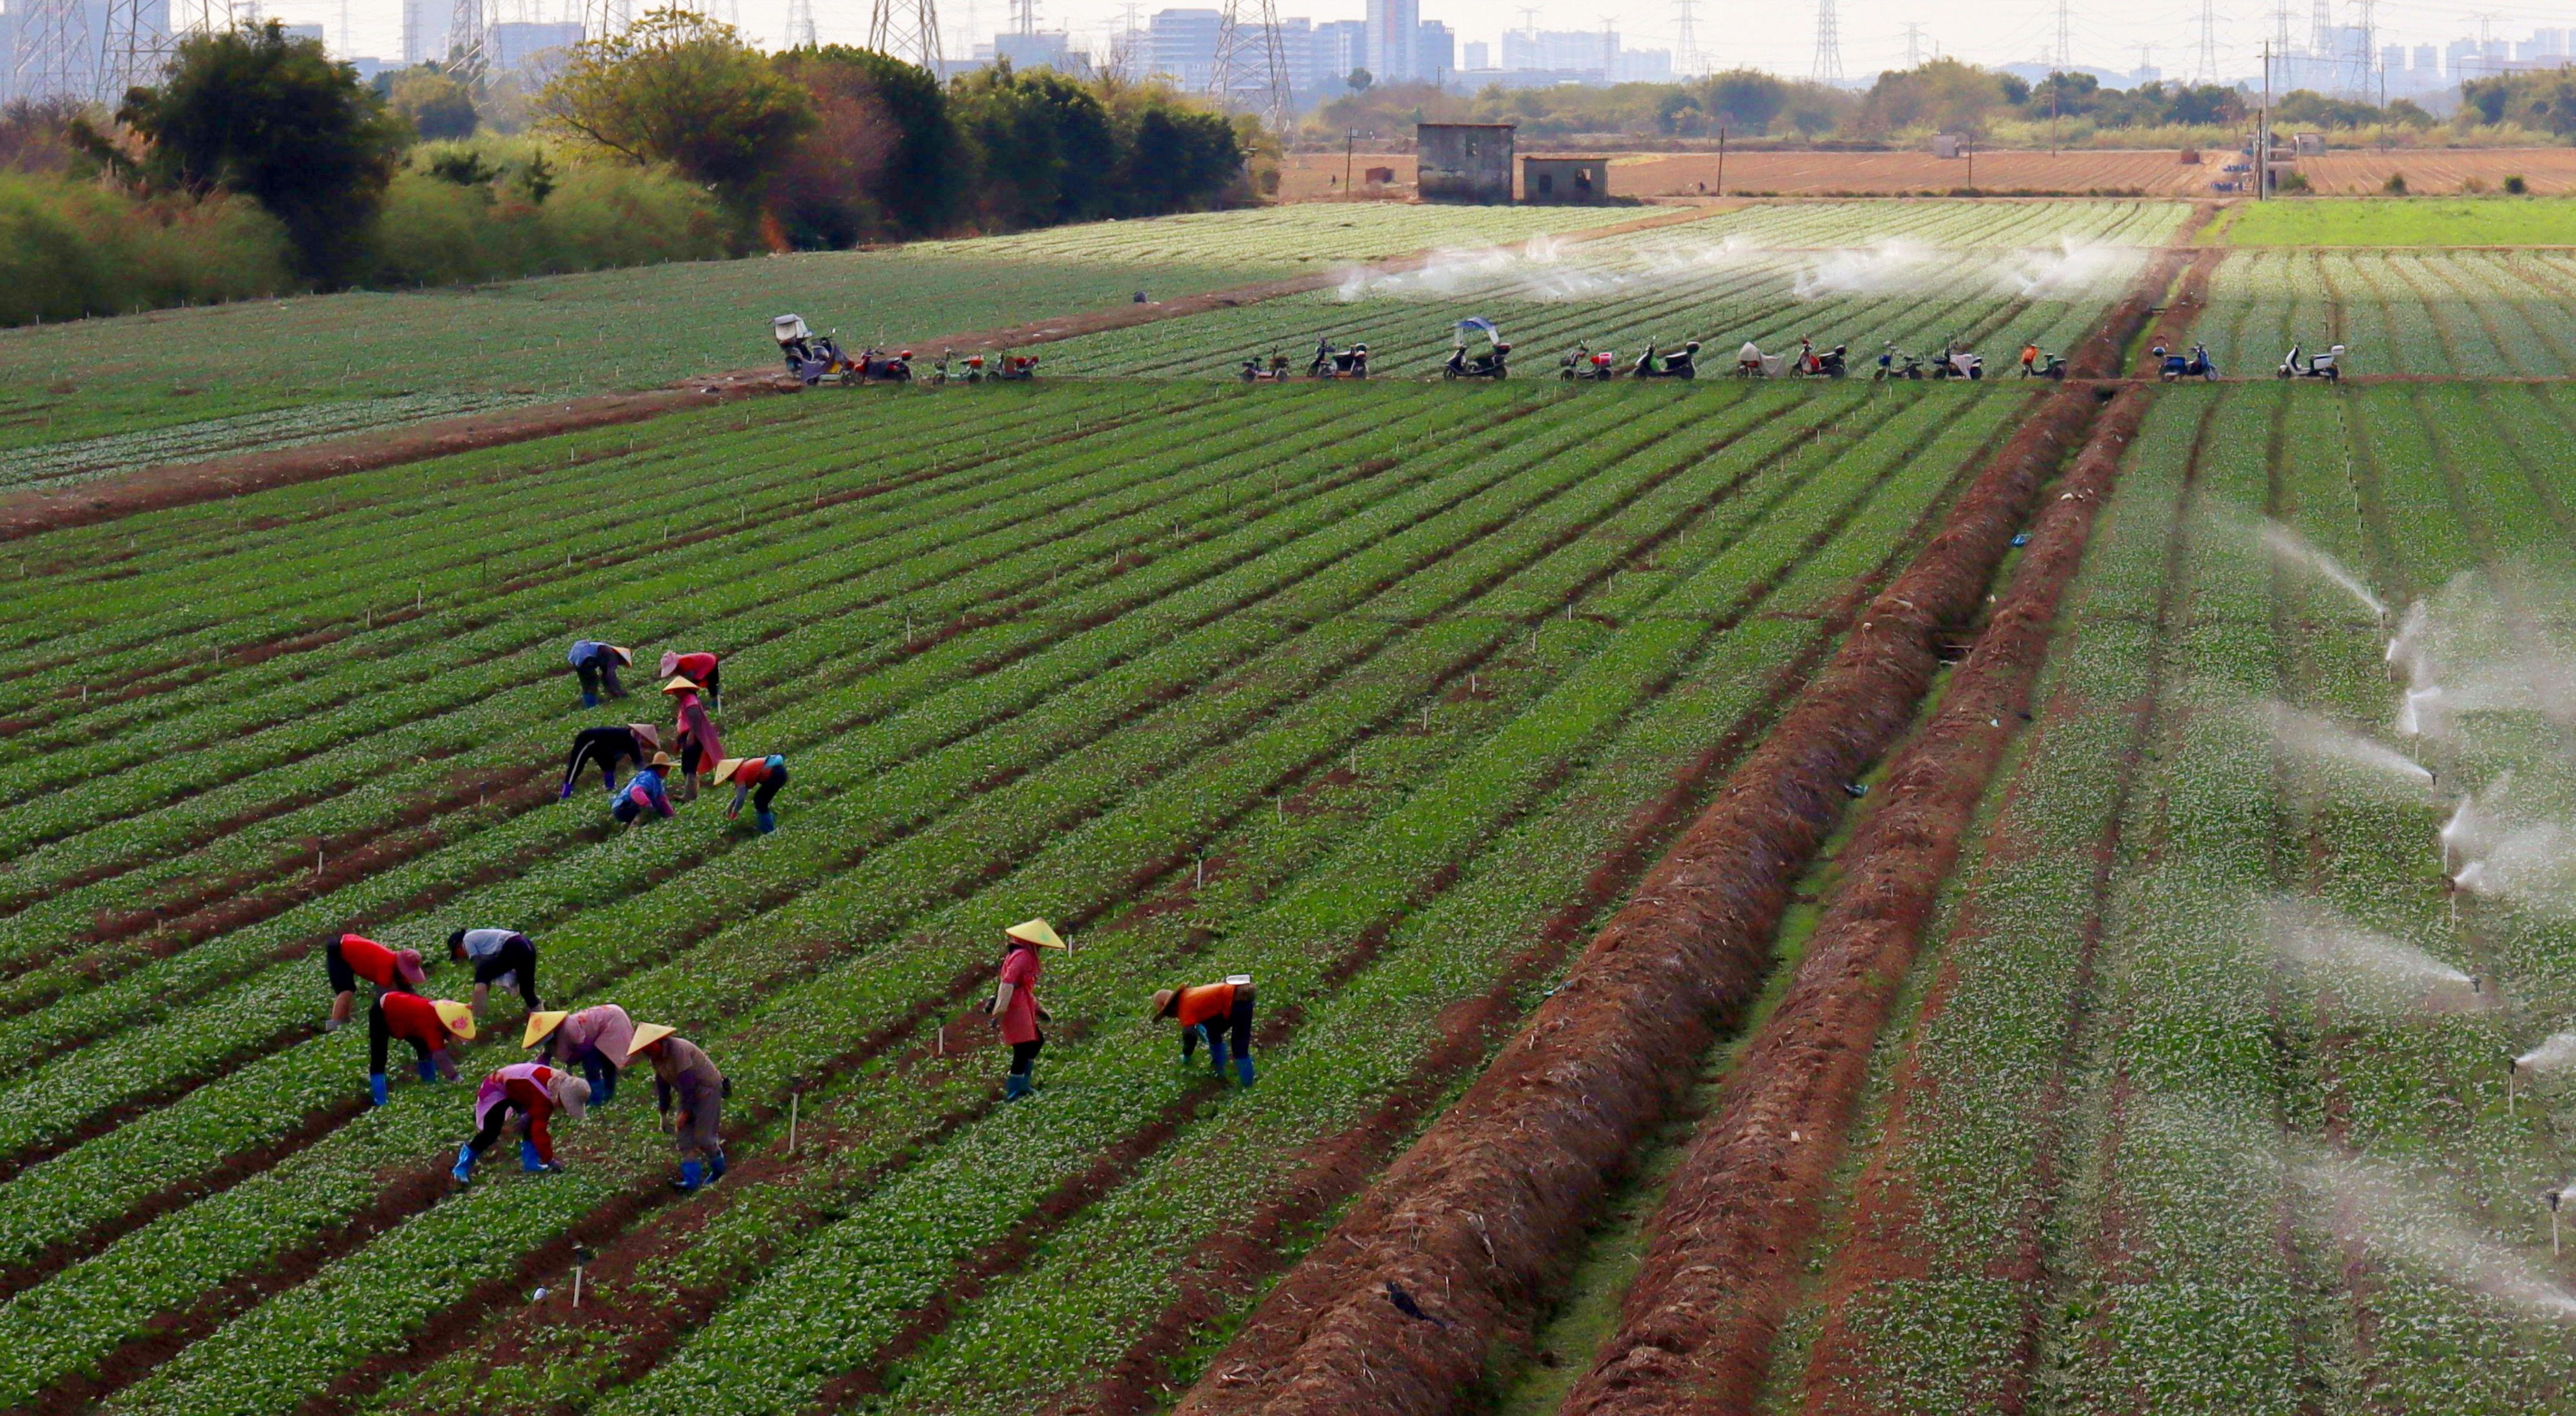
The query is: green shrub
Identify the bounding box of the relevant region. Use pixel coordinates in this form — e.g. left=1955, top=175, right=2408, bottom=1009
left=2382, top=170, right=2406, bottom=194
left=2503, top=172, right=2527, bottom=194
left=0, top=172, right=292, bottom=323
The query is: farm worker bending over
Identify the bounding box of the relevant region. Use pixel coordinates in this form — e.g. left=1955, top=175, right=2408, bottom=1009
left=567, top=640, right=633, bottom=708
left=628, top=1023, right=729, bottom=1191
left=368, top=992, right=474, bottom=1107
left=452, top=1062, right=588, bottom=1184
left=664, top=676, right=722, bottom=801
left=611, top=753, right=679, bottom=825
left=323, top=932, right=427, bottom=1033
left=1737, top=341, right=1764, bottom=376
left=559, top=723, right=660, bottom=800
left=524, top=1003, right=633, bottom=1104
left=1151, top=977, right=1257, bottom=1088
left=986, top=919, right=1065, bottom=1101
left=448, top=928, right=542, bottom=1017
left=658, top=650, right=722, bottom=713
left=712, top=755, right=789, bottom=832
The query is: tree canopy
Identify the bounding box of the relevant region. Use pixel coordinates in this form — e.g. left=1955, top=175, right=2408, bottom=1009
left=541, top=8, right=816, bottom=209
left=97, top=21, right=406, bottom=282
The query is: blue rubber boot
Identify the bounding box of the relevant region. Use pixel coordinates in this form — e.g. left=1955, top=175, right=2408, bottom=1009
left=415, top=1056, right=439, bottom=1083
left=1235, top=1055, right=1256, bottom=1088
left=1207, top=1035, right=1231, bottom=1077
left=708, top=1150, right=727, bottom=1182
left=1004, top=1073, right=1032, bottom=1101
left=673, top=1159, right=704, bottom=1193
left=558, top=780, right=576, bottom=802
left=756, top=809, right=776, bottom=834
left=369, top=1073, right=389, bottom=1107
left=585, top=1057, right=615, bottom=1105
left=520, top=1140, right=545, bottom=1172
left=452, top=1142, right=476, bottom=1185
left=581, top=691, right=600, bottom=708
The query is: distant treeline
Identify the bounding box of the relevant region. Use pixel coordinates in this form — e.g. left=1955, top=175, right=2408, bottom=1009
left=1310, top=58, right=2576, bottom=148
left=0, top=12, right=1249, bottom=326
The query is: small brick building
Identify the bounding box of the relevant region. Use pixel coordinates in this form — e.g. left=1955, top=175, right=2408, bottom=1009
left=1416, top=123, right=1516, bottom=203
left=1522, top=156, right=1611, bottom=203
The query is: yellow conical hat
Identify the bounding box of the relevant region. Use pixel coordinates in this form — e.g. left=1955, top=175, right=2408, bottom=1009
left=522, top=1011, right=569, bottom=1049
left=1006, top=918, right=1065, bottom=949
left=432, top=999, right=476, bottom=1041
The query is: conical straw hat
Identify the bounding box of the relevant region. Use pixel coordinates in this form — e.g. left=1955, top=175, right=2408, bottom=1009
left=1006, top=918, right=1065, bottom=949
left=622, top=1022, right=676, bottom=1066
left=522, top=1011, right=570, bottom=1049
left=662, top=676, right=700, bottom=695
left=432, top=999, right=476, bottom=1041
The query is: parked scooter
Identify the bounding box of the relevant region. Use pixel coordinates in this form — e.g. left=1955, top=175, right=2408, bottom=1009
left=1874, top=344, right=1925, bottom=381
left=1561, top=345, right=1620, bottom=382
left=2153, top=342, right=2217, bottom=382
left=1443, top=317, right=1511, bottom=379
left=1238, top=350, right=1294, bottom=381
left=993, top=352, right=1039, bottom=381
left=2017, top=343, right=2067, bottom=380
left=1930, top=341, right=1983, bottom=380
left=2278, top=342, right=2343, bottom=382
left=1794, top=341, right=1848, bottom=378
left=1310, top=336, right=1370, bottom=379
left=933, top=350, right=984, bottom=384
left=852, top=348, right=913, bottom=383
left=1629, top=340, right=1700, bottom=380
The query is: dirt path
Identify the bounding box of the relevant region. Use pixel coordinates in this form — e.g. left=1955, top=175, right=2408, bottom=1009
left=0, top=205, right=1717, bottom=545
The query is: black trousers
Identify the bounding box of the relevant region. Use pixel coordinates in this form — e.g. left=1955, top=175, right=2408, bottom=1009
left=1180, top=991, right=1256, bottom=1061
left=324, top=937, right=357, bottom=994
left=576, top=658, right=626, bottom=698
left=468, top=1096, right=528, bottom=1156
left=472, top=936, right=541, bottom=1009
left=751, top=764, right=787, bottom=812
left=368, top=998, right=437, bottom=1073
left=1009, top=1036, right=1043, bottom=1077
left=563, top=728, right=641, bottom=793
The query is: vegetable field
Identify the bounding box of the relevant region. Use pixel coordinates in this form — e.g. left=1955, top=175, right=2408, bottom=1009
left=18, top=188, right=2576, bottom=1416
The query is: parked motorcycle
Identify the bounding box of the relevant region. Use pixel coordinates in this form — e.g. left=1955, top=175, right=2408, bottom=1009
left=1628, top=340, right=1699, bottom=380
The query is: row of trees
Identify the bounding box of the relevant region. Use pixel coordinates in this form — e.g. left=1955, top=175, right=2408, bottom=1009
left=1305, top=58, right=2553, bottom=145
left=26, top=10, right=1246, bottom=299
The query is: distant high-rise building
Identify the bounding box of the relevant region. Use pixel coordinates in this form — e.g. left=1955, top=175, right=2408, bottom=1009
left=993, top=29, right=1077, bottom=71
left=1462, top=38, right=1486, bottom=70
left=1416, top=18, right=1449, bottom=79
left=490, top=19, right=580, bottom=70
left=281, top=21, right=324, bottom=43
left=2412, top=42, right=2436, bottom=75
left=1615, top=45, right=1670, bottom=81
left=1311, top=16, right=1363, bottom=87
left=1363, top=0, right=1416, bottom=79
left=1147, top=6, right=1220, bottom=87
left=1501, top=27, right=1613, bottom=75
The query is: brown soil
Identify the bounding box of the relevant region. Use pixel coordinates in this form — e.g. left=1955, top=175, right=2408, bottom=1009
left=1167, top=380, right=2108, bottom=1416
left=1553, top=385, right=2152, bottom=1416
left=0, top=207, right=1713, bottom=546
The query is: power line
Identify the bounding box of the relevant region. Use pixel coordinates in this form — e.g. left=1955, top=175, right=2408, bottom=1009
left=1810, top=0, right=1840, bottom=83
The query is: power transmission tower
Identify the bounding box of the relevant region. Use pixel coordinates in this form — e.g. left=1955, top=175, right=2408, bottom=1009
left=869, top=0, right=941, bottom=71
left=13, top=0, right=90, bottom=100
left=2310, top=0, right=2329, bottom=55
left=97, top=0, right=177, bottom=99
left=2194, top=0, right=2217, bottom=81
left=2273, top=0, right=2291, bottom=62
left=1208, top=0, right=1289, bottom=131
left=1901, top=21, right=1923, bottom=68
left=2351, top=0, right=2374, bottom=96
left=1809, top=0, right=1839, bottom=83
left=785, top=0, right=817, bottom=46
left=447, top=0, right=487, bottom=79
left=1672, top=0, right=1700, bottom=76
left=2055, top=0, right=2071, bottom=69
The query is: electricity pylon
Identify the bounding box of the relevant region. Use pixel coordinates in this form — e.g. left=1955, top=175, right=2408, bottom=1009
left=785, top=0, right=817, bottom=47
left=446, top=0, right=486, bottom=79
left=1210, top=0, right=1290, bottom=132
left=12, top=0, right=90, bottom=101
left=1809, top=0, right=1839, bottom=82
left=97, top=0, right=177, bottom=99
left=869, top=0, right=941, bottom=71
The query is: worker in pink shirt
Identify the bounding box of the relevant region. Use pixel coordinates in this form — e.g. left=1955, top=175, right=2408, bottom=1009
left=984, top=919, right=1065, bottom=1100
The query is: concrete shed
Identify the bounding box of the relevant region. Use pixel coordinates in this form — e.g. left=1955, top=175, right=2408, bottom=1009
left=1523, top=156, right=1610, bottom=203
left=1416, top=123, right=1516, bottom=203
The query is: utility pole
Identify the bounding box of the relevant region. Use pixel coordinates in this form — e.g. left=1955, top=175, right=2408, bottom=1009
left=2260, top=40, right=2271, bottom=200
left=1809, top=0, right=1839, bottom=83
left=1901, top=21, right=1922, bottom=68
left=1715, top=124, right=1724, bottom=196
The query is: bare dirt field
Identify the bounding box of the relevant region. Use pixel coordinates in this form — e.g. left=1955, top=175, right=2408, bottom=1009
left=1281, top=147, right=2576, bottom=201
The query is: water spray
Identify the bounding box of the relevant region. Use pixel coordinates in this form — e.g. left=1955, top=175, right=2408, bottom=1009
left=2258, top=519, right=2386, bottom=620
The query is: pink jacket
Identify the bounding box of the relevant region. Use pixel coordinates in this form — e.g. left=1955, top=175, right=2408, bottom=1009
left=673, top=691, right=722, bottom=764
left=475, top=1062, right=557, bottom=1130
left=556, top=1005, right=633, bottom=1068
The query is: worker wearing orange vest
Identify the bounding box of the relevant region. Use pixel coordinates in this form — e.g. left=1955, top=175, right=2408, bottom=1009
left=711, top=754, right=788, bottom=832
left=1150, top=976, right=1256, bottom=1088
left=369, top=992, right=474, bottom=1106
left=324, top=933, right=428, bottom=1033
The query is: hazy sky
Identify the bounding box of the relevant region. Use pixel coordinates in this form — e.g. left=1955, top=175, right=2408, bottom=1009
left=275, top=0, right=2576, bottom=88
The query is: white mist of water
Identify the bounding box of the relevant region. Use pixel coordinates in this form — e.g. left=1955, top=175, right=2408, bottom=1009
left=2442, top=772, right=2515, bottom=871
left=2266, top=701, right=2438, bottom=792
left=1997, top=237, right=2134, bottom=298
left=2388, top=599, right=2433, bottom=688
left=1789, top=238, right=1933, bottom=299
left=2302, top=1151, right=2576, bottom=1323
left=2267, top=897, right=2482, bottom=1012
left=2517, top=1031, right=2576, bottom=1074
left=2454, top=820, right=2576, bottom=912
left=2259, top=519, right=2387, bottom=619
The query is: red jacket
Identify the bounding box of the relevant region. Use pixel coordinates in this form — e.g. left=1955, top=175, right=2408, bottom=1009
left=998, top=946, right=1043, bottom=1046
left=478, top=1064, right=563, bottom=1164
left=729, top=756, right=782, bottom=787
left=380, top=992, right=457, bottom=1051
left=338, top=934, right=414, bottom=990
left=669, top=652, right=719, bottom=682
left=1169, top=983, right=1239, bottom=1030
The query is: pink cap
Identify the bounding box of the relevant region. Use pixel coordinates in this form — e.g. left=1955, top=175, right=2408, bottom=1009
left=394, top=948, right=427, bottom=987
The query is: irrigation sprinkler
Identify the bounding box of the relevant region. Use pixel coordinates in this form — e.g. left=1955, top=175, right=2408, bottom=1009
left=572, top=1244, right=595, bottom=1308
left=2549, top=1189, right=2563, bottom=1257
left=937, top=1025, right=945, bottom=1057
left=2510, top=1055, right=2518, bottom=1118
left=789, top=1092, right=800, bottom=1153
left=1196, top=855, right=1205, bottom=890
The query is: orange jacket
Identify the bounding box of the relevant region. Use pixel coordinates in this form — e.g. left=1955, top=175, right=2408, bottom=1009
left=1169, top=983, right=1239, bottom=1030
